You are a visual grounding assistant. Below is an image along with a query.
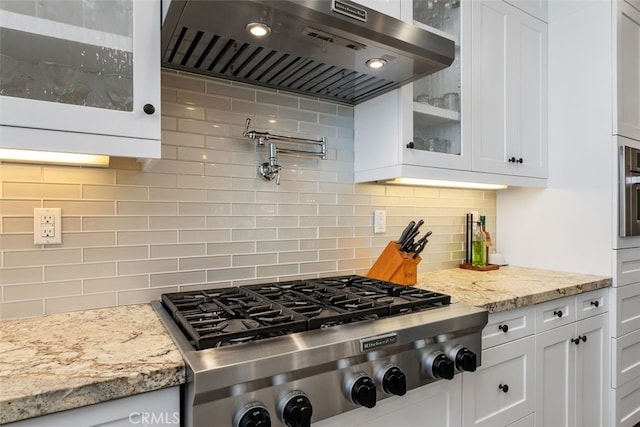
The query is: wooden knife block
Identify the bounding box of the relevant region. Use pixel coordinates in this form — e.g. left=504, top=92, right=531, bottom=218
left=367, top=241, right=421, bottom=286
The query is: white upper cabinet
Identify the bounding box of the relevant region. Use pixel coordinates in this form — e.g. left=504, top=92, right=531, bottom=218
left=355, top=0, right=472, bottom=183
left=0, top=0, right=161, bottom=159
left=471, top=0, right=547, bottom=179
left=503, top=0, right=548, bottom=22
left=615, top=0, right=640, bottom=142
left=354, top=0, right=547, bottom=187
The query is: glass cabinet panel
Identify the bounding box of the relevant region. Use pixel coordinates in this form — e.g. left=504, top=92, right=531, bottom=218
left=410, top=0, right=462, bottom=158
left=0, top=0, right=133, bottom=111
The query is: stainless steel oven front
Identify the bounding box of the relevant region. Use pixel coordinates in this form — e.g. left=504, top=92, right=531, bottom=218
left=620, top=145, right=640, bottom=236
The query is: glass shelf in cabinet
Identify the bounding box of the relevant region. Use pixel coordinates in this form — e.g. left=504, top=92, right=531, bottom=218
left=413, top=102, right=460, bottom=127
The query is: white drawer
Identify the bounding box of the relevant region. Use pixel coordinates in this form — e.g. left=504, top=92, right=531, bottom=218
left=462, top=336, right=535, bottom=427
left=611, top=282, right=640, bottom=337
left=535, top=295, right=576, bottom=333
left=612, top=329, right=640, bottom=388
left=576, top=288, right=609, bottom=321
left=611, top=375, right=640, bottom=427
left=615, top=247, right=640, bottom=287
left=482, top=306, right=535, bottom=350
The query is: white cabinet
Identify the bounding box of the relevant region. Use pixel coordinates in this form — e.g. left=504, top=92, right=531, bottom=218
left=0, top=0, right=161, bottom=159
left=503, top=0, right=547, bottom=22
left=317, top=375, right=462, bottom=427
left=355, top=0, right=547, bottom=188
left=462, top=335, right=535, bottom=427
left=615, top=0, right=640, bottom=142
left=535, top=311, right=609, bottom=427
left=7, top=387, right=180, bottom=427
left=354, top=0, right=473, bottom=183
left=471, top=0, right=547, bottom=179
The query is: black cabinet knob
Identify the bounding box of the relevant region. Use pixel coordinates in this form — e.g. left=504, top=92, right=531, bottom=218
left=498, top=324, right=509, bottom=333
left=406, top=142, right=415, bottom=149
left=143, top=104, right=156, bottom=115
left=572, top=337, right=581, bottom=345
left=499, top=384, right=509, bottom=393
left=517, top=158, right=523, bottom=163
left=590, top=300, right=599, bottom=308
left=282, top=394, right=312, bottom=427
left=351, top=376, right=377, bottom=408
left=554, top=310, right=563, bottom=318
left=508, top=157, right=516, bottom=163
left=381, top=366, right=407, bottom=396
left=455, top=347, right=478, bottom=372
left=581, top=335, right=587, bottom=342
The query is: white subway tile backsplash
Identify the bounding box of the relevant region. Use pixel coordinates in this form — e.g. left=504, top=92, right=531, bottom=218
left=45, top=263, right=116, bottom=281
left=4, top=249, right=81, bottom=267
left=4, top=280, right=81, bottom=301
left=117, top=230, right=177, bottom=245
left=0, top=71, right=496, bottom=318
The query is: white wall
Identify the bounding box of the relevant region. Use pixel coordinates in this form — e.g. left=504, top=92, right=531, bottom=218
left=496, top=1, right=614, bottom=275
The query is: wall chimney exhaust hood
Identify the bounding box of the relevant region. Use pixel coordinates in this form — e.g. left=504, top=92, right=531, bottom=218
left=161, top=0, right=455, bottom=105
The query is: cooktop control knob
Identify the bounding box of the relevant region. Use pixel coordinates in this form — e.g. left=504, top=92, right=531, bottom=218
left=424, top=351, right=455, bottom=380
left=278, top=391, right=312, bottom=427
left=375, top=364, right=407, bottom=396
left=453, top=346, right=478, bottom=372
left=344, top=372, right=377, bottom=408
left=234, top=402, right=271, bottom=427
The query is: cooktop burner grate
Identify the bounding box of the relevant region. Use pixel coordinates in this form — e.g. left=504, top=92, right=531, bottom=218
left=161, top=275, right=451, bottom=350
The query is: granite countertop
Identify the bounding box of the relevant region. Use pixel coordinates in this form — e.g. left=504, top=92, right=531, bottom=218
left=0, top=304, right=185, bottom=425
left=414, top=266, right=612, bottom=313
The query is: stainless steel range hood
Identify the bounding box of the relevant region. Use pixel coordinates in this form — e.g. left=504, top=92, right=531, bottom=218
left=161, top=0, right=455, bottom=105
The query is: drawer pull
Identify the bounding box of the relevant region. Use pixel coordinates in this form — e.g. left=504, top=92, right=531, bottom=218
left=590, top=300, right=599, bottom=308
left=553, top=310, right=563, bottom=318
left=498, top=384, right=509, bottom=393
left=498, top=324, right=509, bottom=333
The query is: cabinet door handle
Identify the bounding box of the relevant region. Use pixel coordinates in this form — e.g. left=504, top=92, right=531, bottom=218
left=143, top=104, right=156, bottom=115
left=498, top=384, right=509, bottom=393
left=406, top=142, right=415, bottom=149
left=590, top=300, right=599, bottom=308
left=581, top=335, right=587, bottom=342
left=498, top=324, right=509, bottom=333
left=553, top=310, right=563, bottom=318
left=508, top=157, right=516, bottom=163
left=571, top=337, right=581, bottom=345
left=517, top=158, right=523, bottom=163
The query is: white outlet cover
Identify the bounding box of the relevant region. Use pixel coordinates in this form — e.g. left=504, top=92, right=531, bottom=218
left=374, top=210, right=386, bottom=233
left=34, top=208, right=62, bottom=245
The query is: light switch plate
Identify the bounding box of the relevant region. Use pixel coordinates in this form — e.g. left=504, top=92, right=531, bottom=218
left=34, top=208, right=62, bottom=245
left=374, top=210, right=386, bottom=233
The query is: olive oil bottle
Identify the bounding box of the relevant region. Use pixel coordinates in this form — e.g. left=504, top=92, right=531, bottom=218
left=472, top=221, right=487, bottom=267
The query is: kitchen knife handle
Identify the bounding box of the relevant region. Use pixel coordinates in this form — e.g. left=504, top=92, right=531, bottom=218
left=397, top=221, right=415, bottom=244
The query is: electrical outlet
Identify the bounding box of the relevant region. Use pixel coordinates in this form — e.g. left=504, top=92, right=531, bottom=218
left=34, top=208, right=62, bottom=245
left=374, top=210, right=386, bottom=233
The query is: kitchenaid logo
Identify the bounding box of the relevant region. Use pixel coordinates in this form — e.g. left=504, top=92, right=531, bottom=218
left=360, top=333, right=398, bottom=351
left=332, top=0, right=367, bottom=22
left=128, top=412, right=180, bottom=425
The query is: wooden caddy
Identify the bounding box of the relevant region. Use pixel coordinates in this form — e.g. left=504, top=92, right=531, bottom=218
left=367, top=241, right=421, bottom=286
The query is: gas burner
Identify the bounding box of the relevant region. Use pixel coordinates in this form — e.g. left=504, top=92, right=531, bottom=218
left=161, top=276, right=451, bottom=350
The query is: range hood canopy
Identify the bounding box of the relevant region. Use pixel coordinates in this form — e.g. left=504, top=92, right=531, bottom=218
left=161, top=0, right=455, bottom=105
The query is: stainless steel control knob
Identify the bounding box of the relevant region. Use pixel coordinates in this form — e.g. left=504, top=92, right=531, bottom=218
left=278, top=391, right=312, bottom=427
left=344, top=372, right=377, bottom=408
left=234, top=402, right=271, bottom=427
left=423, top=351, right=455, bottom=380
left=375, top=364, right=407, bottom=396
left=449, top=345, right=478, bottom=372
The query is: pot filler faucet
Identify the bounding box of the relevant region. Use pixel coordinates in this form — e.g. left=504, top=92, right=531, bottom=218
left=243, top=118, right=327, bottom=185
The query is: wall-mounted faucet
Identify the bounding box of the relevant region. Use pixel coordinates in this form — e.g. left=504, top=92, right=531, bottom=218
left=243, top=118, right=327, bottom=185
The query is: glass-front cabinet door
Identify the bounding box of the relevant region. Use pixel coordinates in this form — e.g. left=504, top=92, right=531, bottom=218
left=400, top=0, right=470, bottom=170
left=0, top=0, right=160, bottom=158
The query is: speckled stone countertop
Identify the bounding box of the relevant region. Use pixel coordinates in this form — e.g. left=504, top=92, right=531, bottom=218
left=414, top=266, right=612, bottom=313
left=0, top=304, right=185, bottom=424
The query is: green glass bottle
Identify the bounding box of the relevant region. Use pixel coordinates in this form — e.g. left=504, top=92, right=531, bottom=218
left=472, top=220, right=487, bottom=267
